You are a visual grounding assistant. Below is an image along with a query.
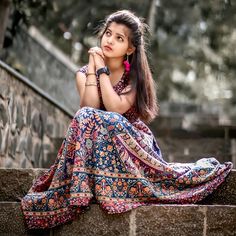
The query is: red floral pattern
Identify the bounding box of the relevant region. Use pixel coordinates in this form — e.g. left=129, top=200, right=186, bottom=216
left=21, top=64, right=233, bottom=229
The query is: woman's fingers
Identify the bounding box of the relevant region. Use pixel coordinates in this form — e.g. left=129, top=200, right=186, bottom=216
left=88, top=47, right=105, bottom=58
left=88, top=49, right=96, bottom=54
left=96, top=51, right=105, bottom=59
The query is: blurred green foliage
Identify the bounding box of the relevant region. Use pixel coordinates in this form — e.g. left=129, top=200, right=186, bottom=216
left=6, top=0, right=236, bottom=109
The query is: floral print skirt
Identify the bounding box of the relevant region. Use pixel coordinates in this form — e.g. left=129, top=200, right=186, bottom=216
left=21, top=107, right=233, bottom=229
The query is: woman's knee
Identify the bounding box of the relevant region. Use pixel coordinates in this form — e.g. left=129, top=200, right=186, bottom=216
left=104, top=112, right=128, bottom=128
left=74, top=106, right=96, bottom=118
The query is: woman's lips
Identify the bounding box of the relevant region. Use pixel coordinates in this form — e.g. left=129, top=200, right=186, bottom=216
left=104, top=45, right=112, bottom=51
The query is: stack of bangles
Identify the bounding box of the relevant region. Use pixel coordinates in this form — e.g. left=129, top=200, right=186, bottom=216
left=85, top=72, right=97, bottom=86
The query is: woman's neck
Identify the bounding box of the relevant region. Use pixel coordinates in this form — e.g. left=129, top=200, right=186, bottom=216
left=105, top=57, right=124, bottom=73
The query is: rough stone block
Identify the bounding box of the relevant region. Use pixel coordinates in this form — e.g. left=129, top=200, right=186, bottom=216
left=53, top=204, right=131, bottom=236
left=0, top=124, right=9, bottom=155
left=0, top=202, right=51, bottom=236
left=206, top=205, right=236, bottom=236
left=16, top=102, right=24, bottom=131
left=42, top=152, right=57, bottom=168
left=0, top=102, right=8, bottom=126
left=51, top=137, right=64, bottom=151
left=0, top=82, right=10, bottom=99
left=135, top=205, right=204, bottom=236
left=0, top=202, right=27, bottom=236
left=0, top=202, right=235, bottom=236
left=0, top=168, right=45, bottom=201
left=0, top=169, right=235, bottom=205
left=0, top=64, right=72, bottom=168
left=200, top=170, right=236, bottom=205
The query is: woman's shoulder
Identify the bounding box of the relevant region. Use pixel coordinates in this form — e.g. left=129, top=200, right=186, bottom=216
left=77, top=64, right=88, bottom=75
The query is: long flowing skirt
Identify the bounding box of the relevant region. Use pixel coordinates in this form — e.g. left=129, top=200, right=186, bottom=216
left=21, top=107, right=233, bottom=229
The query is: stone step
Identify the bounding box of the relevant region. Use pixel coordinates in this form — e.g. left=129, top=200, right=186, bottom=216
left=0, top=202, right=235, bottom=236
left=0, top=169, right=235, bottom=205
left=0, top=168, right=45, bottom=202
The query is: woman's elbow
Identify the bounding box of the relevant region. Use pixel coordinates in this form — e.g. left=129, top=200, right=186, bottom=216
left=80, top=100, right=100, bottom=109
left=105, top=104, right=129, bottom=115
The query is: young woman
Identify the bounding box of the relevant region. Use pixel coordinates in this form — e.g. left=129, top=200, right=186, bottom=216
left=21, top=10, right=233, bottom=229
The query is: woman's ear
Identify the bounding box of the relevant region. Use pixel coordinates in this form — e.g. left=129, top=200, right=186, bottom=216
left=127, top=46, right=136, bottom=55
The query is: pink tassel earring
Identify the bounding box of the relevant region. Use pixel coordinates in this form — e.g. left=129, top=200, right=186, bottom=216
left=124, top=54, right=131, bottom=72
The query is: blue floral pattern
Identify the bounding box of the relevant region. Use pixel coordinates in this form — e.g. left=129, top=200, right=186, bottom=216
left=21, top=66, right=233, bottom=229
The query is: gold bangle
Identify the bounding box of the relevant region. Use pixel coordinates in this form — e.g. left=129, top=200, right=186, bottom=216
left=85, top=82, right=97, bottom=86
left=86, top=72, right=96, bottom=76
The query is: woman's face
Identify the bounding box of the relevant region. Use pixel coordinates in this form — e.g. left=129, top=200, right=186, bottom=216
left=101, top=22, right=135, bottom=59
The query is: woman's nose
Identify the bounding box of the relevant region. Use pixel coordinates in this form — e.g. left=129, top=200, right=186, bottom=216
left=107, top=36, right=113, bottom=44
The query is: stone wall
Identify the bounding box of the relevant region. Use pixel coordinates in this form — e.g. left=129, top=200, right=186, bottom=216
left=0, top=60, right=73, bottom=168
left=1, top=26, right=80, bottom=114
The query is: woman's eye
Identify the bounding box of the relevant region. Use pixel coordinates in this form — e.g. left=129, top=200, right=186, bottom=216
left=106, top=31, right=111, bottom=36
left=117, top=36, right=123, bottom=42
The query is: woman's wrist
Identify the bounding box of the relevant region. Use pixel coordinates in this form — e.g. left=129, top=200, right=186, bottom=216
left=96, top=65, right=105, bottom=71
left=87, top=62, right=95, bottom=73
left=85, top=81, right=97, bottom=86
left=96, top=66, right=110, bottom=77
left=87, top=66, right=95, bottom=73
left=87, top=65, right=96, bottom=75
left=86, top=75, right=97, bottom=81
left=85, top=74, right=97, bottom=86
left=86, top=72, right=96, bottom=76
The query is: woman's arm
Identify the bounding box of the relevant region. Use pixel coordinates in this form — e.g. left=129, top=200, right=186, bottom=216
left=91, top=48, right=136, bottom=114
left=75, top=54, right=100, bottom=109
left=99, top=74, right=136, bottom=114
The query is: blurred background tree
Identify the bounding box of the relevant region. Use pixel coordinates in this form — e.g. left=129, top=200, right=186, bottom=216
left=2, top=0, right=236, bottom=123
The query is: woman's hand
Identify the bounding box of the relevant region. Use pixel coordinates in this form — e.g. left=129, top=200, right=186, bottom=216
left=88, top=47, right=106, bottom=70
left=87, top=50, right=96, bottom=73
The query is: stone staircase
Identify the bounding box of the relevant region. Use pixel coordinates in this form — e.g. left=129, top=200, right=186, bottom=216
left=0, top=168, right=235, bottom=236
left=0, top=65, right=235, bottom=234
left=2, top=39, right=235, bottom=235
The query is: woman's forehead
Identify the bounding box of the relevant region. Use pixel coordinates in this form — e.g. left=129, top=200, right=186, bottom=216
left=107, top=22, right=131, bottom=37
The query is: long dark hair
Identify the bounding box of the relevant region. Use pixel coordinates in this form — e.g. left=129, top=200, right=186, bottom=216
left=98, top=10, right=159, bottom=123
